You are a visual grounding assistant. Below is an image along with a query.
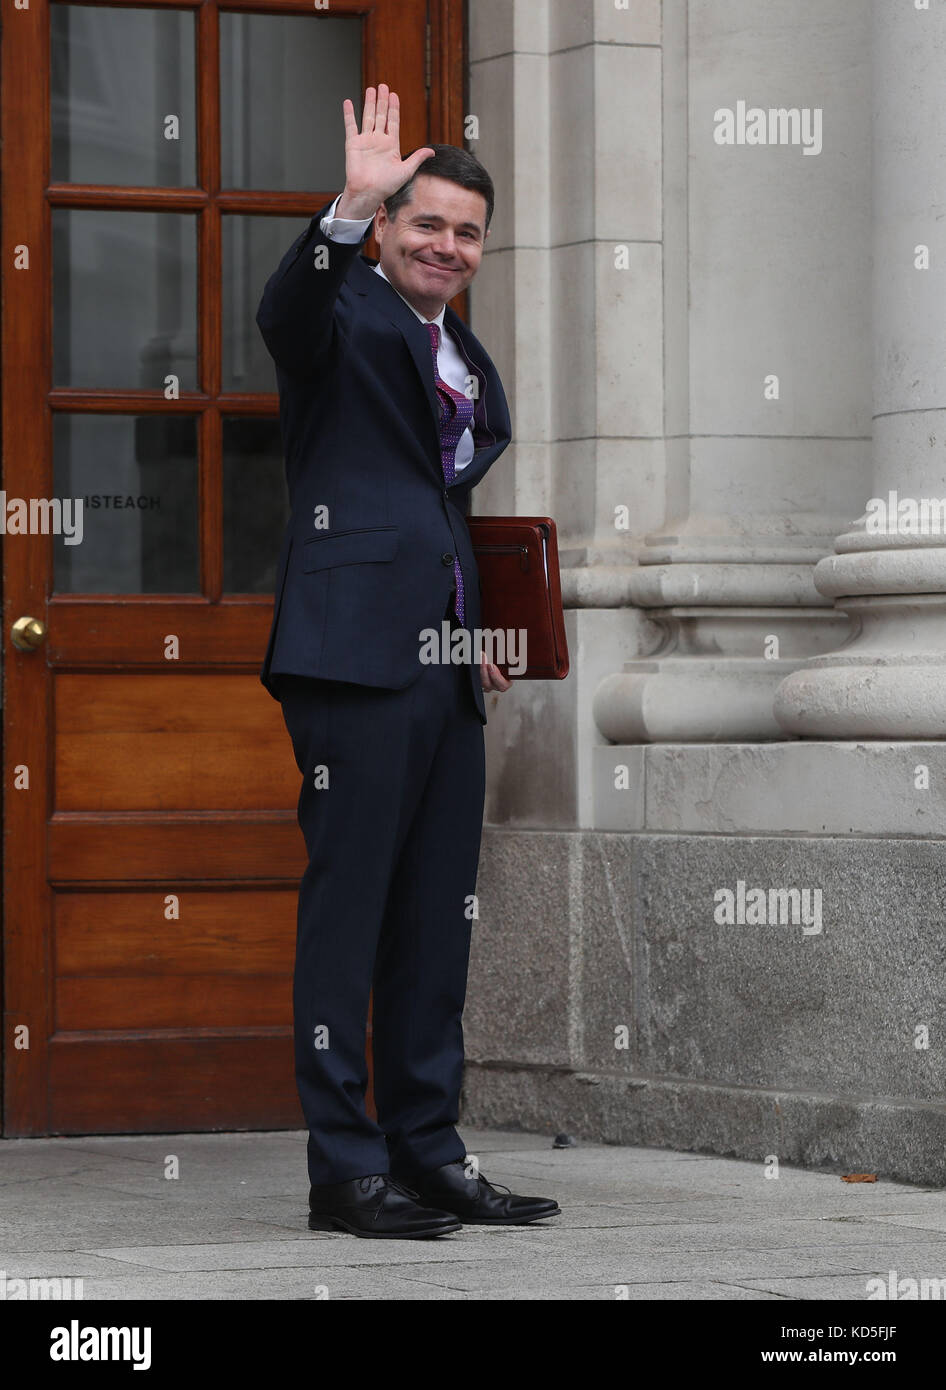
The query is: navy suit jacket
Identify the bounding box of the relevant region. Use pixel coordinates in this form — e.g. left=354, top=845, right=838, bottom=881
left=256, top=200, right=511, bottom=723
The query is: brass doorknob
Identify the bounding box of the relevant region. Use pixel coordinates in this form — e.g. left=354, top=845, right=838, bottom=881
left=11, top=616, right=47, bottom=652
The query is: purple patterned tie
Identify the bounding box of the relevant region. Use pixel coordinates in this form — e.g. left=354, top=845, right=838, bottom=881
left=426, top=322, right=474, bottom=625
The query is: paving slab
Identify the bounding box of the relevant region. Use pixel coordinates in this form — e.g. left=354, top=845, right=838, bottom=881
left=63, top=1269, right=472, bottom=1301
left=1, top=1126, right=945, bottom=1301
left=82, top=1232, right=542, bottom=1273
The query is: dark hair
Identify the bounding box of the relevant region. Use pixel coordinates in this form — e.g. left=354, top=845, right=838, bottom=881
left=383, top=144, right=494, bottom=232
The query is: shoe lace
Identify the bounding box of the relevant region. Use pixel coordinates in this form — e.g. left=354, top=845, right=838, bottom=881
left=479, top=1175, right=512, bottom=1196
left=457, top=1165, right=512, bottom=1197
left=381, top=1176, right=422, bottom=1201
left=369, top=1169, right=514, bottom=1200
left=451, top=1162, right=514, bottom=1198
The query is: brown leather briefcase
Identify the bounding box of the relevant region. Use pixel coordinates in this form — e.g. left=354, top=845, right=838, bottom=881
left=467, top=516, right=569, bottom=680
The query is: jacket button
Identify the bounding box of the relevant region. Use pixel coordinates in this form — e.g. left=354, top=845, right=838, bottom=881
left=441, top=552, right=454, bottom=566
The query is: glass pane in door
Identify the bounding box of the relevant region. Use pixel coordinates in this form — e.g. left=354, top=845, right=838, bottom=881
left=222, top=214, right=310, bottom=391
left=52, top=209, right=198, bottom=390
left=53, top=414, right=199, bottom=594
left=219, top=11, right=361, bottom=191
left=222, top=417, right=290, bottom=594
left=51, top=4, right=197, bottom=186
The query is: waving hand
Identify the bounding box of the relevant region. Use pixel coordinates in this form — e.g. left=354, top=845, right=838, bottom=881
left=336, top=85, right=436, bottom=221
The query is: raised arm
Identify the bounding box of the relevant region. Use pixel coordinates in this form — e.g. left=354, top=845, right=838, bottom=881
left=256, top=85, right=435, bottom=378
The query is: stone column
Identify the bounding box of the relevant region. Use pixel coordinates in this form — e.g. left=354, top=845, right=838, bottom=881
left=470, top=0, right=667, bottom=826
left=595, top=0, right=869, bottom=744
left=775, top=0, right=946, bottom=738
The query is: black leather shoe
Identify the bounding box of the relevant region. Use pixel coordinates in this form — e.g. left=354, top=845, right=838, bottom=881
left=400, top=1158, right=561, bottom=1226
left=308, top=1175, right=462, bottom=1238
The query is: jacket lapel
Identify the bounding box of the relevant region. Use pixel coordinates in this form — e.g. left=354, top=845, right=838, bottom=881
left=350, top=256, right=442, bottom=444
left=349, top=255, right=511, bottom=493
left=444, top=307, right=501, bottom=451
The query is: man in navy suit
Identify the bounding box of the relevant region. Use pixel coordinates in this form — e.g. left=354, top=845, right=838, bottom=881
left=257, top=85, right=560, bottom=1237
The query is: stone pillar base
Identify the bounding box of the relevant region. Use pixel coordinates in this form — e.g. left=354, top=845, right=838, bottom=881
left=465, top=825, right=946, bottom=1189
left=594, top=608, right=851, bottom=742
left=776, top=594, right=946, bottom=738
left=592, top=740, right=946, bottom=833
left=461, top=1066, right=946, bottom=1188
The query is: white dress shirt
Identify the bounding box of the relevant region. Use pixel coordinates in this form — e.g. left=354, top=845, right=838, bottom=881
left=319, top=194, right=475, bottom=472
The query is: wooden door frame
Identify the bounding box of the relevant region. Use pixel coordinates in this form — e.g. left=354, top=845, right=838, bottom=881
left=1, top=0, right=467, bottom=1137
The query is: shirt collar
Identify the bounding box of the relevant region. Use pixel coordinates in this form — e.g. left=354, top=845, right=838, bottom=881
left=372, top=262, right=446, bottom=331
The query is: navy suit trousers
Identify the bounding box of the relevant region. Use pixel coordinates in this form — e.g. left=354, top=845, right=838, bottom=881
left=276, top=627, right=486, bottom=1186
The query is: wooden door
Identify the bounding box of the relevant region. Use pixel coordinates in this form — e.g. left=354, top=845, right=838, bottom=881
left=2, top=0, right=464, bottom=1135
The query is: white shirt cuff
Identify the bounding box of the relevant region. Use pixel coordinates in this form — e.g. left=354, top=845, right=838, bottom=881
left=320, top=193, right=374, bottom=243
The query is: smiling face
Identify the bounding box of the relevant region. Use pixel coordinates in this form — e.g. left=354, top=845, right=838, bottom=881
left=374, top=174, right=489, bottom=320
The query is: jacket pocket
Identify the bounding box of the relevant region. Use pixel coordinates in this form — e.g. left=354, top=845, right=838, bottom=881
left=302, top=526, right=399, bottom=573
